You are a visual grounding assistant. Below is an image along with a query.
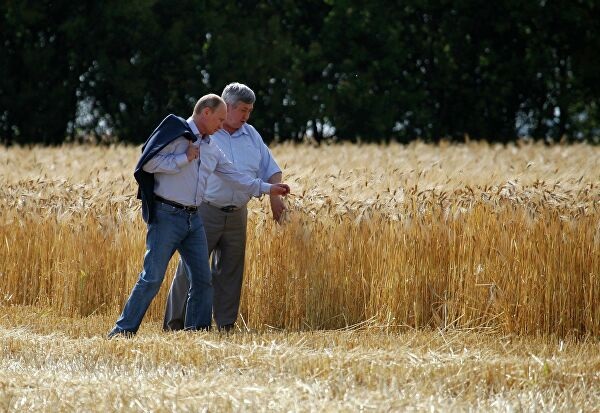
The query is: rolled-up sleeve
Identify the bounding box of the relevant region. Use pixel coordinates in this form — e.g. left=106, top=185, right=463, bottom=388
left=214, top=145, right=271, bottom=196
left=257, top=140, right=281, bottom=181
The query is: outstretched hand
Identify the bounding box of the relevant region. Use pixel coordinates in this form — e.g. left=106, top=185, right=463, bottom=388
left=269, top=183, right=290, bottom=196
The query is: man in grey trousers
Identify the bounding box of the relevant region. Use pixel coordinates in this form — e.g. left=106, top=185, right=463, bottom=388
left=163, top=82, right=285, bottom=332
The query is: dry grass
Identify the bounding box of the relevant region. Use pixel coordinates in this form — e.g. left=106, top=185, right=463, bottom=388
left=0, top=141, right=599, bottom=410
left=1, top=306, right=600, bottom=411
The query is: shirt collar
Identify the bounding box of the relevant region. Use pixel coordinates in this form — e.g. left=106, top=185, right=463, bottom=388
left=186, top=117, right=210, bottom=143
left=225, top=123, right=250, bottom=138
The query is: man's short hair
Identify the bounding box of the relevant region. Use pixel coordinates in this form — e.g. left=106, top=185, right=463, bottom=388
left=222, top=83, right=256, bottom=107
left=193, top=94, right=225, bottom=114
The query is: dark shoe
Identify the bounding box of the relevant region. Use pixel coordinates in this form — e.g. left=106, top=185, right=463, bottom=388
left=218, top=323, right=235, bottom=332
left=107, top=328, right=135, bottom=339
left=163, top=320, right=184, bottom=332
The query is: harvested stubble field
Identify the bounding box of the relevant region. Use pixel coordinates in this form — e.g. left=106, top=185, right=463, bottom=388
left=0, top=141, right=599, bottom=411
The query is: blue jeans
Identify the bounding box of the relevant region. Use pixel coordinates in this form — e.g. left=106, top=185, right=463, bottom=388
left=112, top=202, right=213, bottom=333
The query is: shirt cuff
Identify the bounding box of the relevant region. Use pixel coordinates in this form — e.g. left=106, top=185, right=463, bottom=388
left=260, top=182, right=272, bottom=195
left=175, top=153, right=189, bottom=167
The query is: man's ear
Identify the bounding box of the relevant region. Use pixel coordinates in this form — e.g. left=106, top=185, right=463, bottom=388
left=202, top=107, right=212, bottom=117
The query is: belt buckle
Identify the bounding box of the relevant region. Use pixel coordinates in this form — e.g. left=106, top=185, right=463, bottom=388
left=183, top=205, right=197, bottom=212
left=221, top=205, right=236, bottom=212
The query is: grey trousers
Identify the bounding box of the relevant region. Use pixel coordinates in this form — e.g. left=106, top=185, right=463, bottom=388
left=163, top=202, right=248, bottom=330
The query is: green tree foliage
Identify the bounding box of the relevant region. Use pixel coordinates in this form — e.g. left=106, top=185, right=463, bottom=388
left=0, top=1, right=88, bottom=144
left=1, top=0, right=599, bottom=144
left=73, top=0, right=214, bottom=142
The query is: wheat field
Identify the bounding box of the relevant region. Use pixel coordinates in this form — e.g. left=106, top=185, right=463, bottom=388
left=1, top=141, right=599, bottom=411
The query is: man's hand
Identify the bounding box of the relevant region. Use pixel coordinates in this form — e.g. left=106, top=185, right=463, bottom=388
left=186, top=142, right=200, bottom=161
left=269, top=195, right=287, bottom=223
left=269, top=183, right=290, bottom=196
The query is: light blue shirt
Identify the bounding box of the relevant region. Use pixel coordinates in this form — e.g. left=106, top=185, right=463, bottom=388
left=203, top=123, right=281, bottom=208
left=142, top=118, right=272, bottom=206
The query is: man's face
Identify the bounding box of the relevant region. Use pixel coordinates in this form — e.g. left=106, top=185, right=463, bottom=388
left=225, top=102, right=253, bottom=130
left=204, top=103, right=227, bottom=135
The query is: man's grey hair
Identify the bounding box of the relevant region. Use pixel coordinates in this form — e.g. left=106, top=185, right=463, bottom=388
left=222, top=82, right=256, bottom=107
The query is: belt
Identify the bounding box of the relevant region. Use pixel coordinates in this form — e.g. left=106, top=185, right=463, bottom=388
left=204, top=201, right=240, bottom=213
left=155, top=195, right=198, bottom=212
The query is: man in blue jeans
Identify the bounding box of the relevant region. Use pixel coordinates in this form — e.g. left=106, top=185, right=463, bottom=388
left=107, top=94, right=289, bottom=338
left=163, top=83, right=285, bottom=332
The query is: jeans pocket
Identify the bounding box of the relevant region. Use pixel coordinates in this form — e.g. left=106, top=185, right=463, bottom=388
left=155, top=202, right=181, bottom=215
left=153, top=203, right=183, bottom=227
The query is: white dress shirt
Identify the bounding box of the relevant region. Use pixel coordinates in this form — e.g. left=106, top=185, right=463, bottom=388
left=203, top=123, right=281, bottom=208
left=142, top=118, right=272, bottom=206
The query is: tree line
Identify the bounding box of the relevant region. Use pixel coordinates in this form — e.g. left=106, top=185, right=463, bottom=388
left=1, top=0, right=599, bottom=145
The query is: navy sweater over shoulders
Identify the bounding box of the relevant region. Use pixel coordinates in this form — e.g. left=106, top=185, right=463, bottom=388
left=133, top=114, right=196, bottom=223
